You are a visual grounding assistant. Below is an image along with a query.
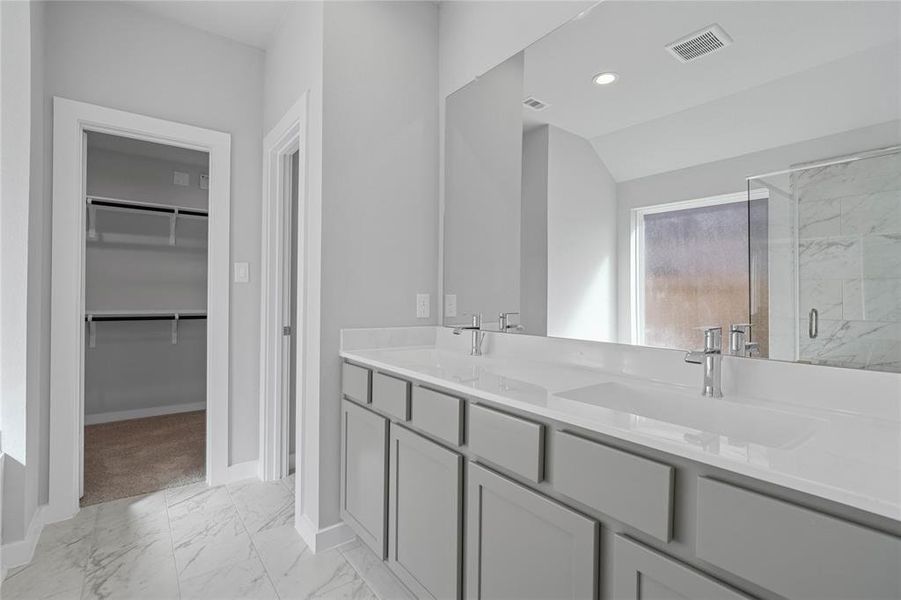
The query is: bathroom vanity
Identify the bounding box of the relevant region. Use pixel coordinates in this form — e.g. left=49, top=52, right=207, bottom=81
left=339, top=327, right=901, bottom=600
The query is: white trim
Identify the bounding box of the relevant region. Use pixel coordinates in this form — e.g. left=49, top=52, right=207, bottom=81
left=84, top=402, right=206, bottom=425
left=0, top=507, right=44, bottom=569
left=226, top=460, right=260, bottom=483
left=259, top=96, right=308, bottom=483
left=294, top=515, right=354, bottom=553
left=48, top=97, right=231, bottom=524
left=629, top=188, right=769, bottom=344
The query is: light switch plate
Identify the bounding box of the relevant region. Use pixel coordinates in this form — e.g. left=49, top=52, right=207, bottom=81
left=174, top=171, right=190, bottom=186
left=445, top=294, right=457, bottom=318
left=199, top=174, right=209, bottom=190
left=234, top=262, right=249, bottom=283
left=416, top=293, right=430, bottom=319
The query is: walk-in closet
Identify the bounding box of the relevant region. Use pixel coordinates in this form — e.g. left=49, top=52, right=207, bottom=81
left=82, top=132, right=209, bottom=505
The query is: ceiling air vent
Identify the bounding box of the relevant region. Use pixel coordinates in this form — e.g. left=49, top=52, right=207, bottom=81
left=523, top=96, right=549, bottom=111
left=666, top=24, right=732, bottom=63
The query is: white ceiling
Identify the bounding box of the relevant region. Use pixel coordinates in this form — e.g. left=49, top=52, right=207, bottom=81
left=522, top=1, right=901, bottom=181
left=124, top=1, right=292, bottom=50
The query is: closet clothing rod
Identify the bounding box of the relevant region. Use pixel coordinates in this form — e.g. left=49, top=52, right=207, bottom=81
left=84, top=314, right=207, bottom=322
left=86, top=195, right=208, bottom=217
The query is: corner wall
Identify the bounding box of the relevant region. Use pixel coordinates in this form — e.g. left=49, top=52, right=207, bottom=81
left=318, top=0, right=439, bottom=529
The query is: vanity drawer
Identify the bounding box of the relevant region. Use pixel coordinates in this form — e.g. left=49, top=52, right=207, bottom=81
left=410, top=386, right=464, bottom=446
left=372, top=372, right=411, bottom=420
left=342, top=363, right=371, bottom=404
left=696, top=477, right=901, bottom=600
left=468, top=403, right=544, bottom=482
left=551, top=431, right=674, bottom=542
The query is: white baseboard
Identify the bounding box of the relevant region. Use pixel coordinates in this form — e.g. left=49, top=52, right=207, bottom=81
left=295, top=515, right=354, bottom=553
left=1, top=506, right=45, bottom=570
left=85, top=402, right=206, bottom=425
left=226, top=460, right=259, bottom=483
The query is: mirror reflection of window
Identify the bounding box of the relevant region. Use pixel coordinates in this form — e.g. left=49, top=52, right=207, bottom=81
left=634, top=192, right=769, bottom=352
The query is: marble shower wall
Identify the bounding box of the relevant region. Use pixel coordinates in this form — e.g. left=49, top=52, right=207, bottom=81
left=795, top=151, right=901, bottom=372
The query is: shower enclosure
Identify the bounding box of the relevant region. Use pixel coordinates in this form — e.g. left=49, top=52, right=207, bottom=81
left=750, top=147, right=901, bottom=372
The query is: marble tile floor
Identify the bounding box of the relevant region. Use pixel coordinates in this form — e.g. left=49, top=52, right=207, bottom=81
left=1, top=475, right=415, bottom=600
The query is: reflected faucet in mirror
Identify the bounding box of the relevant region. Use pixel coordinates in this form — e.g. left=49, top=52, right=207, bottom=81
left=498, top=312, right=522, bottom=333
left=453, top=313, right=486, bottom=356
left=728, top=323, right=759, bottom=358
left=684, top=326, right=723, bottom=398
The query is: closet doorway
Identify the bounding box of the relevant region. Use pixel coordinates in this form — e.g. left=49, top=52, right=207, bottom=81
left=48, top=98, right=231, bottom=522
left=81, top=132, right=210, bottom=505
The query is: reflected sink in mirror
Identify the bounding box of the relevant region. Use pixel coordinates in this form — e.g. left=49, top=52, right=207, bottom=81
left=553, top=382, right=821, bottom=450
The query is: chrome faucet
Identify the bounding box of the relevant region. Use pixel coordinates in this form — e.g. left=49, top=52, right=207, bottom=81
left=728, top=323, right=759, bottom=358
left=498, top=312, right=521, bottom=332
left=684, top=326, right=723, bottom=398
left=453, top=313, right=486, bottom=356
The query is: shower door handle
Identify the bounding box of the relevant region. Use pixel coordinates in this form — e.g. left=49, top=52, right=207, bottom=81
left=808, top=308, right=818, bottom=339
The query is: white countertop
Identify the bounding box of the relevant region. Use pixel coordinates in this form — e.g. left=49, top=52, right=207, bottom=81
left=340, top=327, right=901, bottom=522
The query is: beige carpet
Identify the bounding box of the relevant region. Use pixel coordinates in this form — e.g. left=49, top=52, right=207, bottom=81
left=82, top=410, right=205, bottom=506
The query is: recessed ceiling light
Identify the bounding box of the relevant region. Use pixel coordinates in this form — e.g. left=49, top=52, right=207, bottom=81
left=593, top=72, right=618, bottom=86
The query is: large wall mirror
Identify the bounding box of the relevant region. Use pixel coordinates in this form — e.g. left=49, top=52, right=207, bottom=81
left=444, top=0, right=901, bottom=372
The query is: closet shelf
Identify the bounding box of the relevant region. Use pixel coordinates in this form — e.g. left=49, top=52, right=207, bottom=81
left=84, top=310, right=206, bottom=347
left=86, top=196, right=208, bottom=246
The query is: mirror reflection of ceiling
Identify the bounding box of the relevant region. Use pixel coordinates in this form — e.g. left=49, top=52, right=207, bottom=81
left=523, top=0, right=901, bottom=182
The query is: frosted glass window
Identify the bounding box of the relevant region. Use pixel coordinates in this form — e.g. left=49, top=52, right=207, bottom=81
left=640, top=200, right=767, bottom=351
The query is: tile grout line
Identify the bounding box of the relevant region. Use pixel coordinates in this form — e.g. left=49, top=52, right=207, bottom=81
left=164, top=491, right=184, bottom=600
left=337, top=540, right=398, bottom=600
left=77, top=504, right=102, bottom=600
left=225, top=481, right=284, bottom=600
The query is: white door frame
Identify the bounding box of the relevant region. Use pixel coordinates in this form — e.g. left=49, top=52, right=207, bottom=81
left=47, top=97, right=231, bottom=523
left=259, top=96, right=308, bottom=482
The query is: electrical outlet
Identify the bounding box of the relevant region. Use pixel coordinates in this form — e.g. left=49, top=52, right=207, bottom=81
left=416, top=293, right=430, bottom=319
left=445, top=294, right=457, bottom=318
left=173, top=171, right=190, bottom=186
left=199, top=174, right=209, bottom=190
left=233, top=262, right=249, bottom=283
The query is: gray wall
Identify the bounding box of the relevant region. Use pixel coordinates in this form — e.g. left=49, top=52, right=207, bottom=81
left=1, top=0, right=45, bottom=543
left=520, top=126, right=549, bottom=336
left=42, top=1, right=265, bottom=473
left=319, top=0, right=439, bottom=526
left=444, top=52, right=524, bottom=323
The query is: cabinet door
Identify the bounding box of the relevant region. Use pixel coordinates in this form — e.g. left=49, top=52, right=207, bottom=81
left=389, top=426, right=463, bottom=600
left=466, top=462, right=598, bottom=600
left=341, top=399, right=388, bottom=558
left=613, top=535, right=750, bottom=600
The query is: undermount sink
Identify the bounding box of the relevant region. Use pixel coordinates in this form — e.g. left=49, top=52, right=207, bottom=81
left=554, top=381, right=821, bottom=449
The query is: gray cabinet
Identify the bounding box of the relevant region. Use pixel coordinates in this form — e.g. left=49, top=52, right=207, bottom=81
left=373, top=372, right=411, bottom=420
left=466, top=462, right=598, bottom=600
left=340, top=399, right=388, bottom=558
left=552, top=431, right=673, bottom=542
left=388, top=425, right=463, bottom=600
left=468, top=403, right=544, bottom=482
left=696, top=477, right=901, bottom=600
left=613, top=535, right=749, bottom=600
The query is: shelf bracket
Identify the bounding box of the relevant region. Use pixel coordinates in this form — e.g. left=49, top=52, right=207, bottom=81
left=87, top=201, right=97, bottom=241
left=87, top=315, right=96, bottom=348
left=169, top=209, right=179, bottom=245
left=171, top=313, right=180, bottom=344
